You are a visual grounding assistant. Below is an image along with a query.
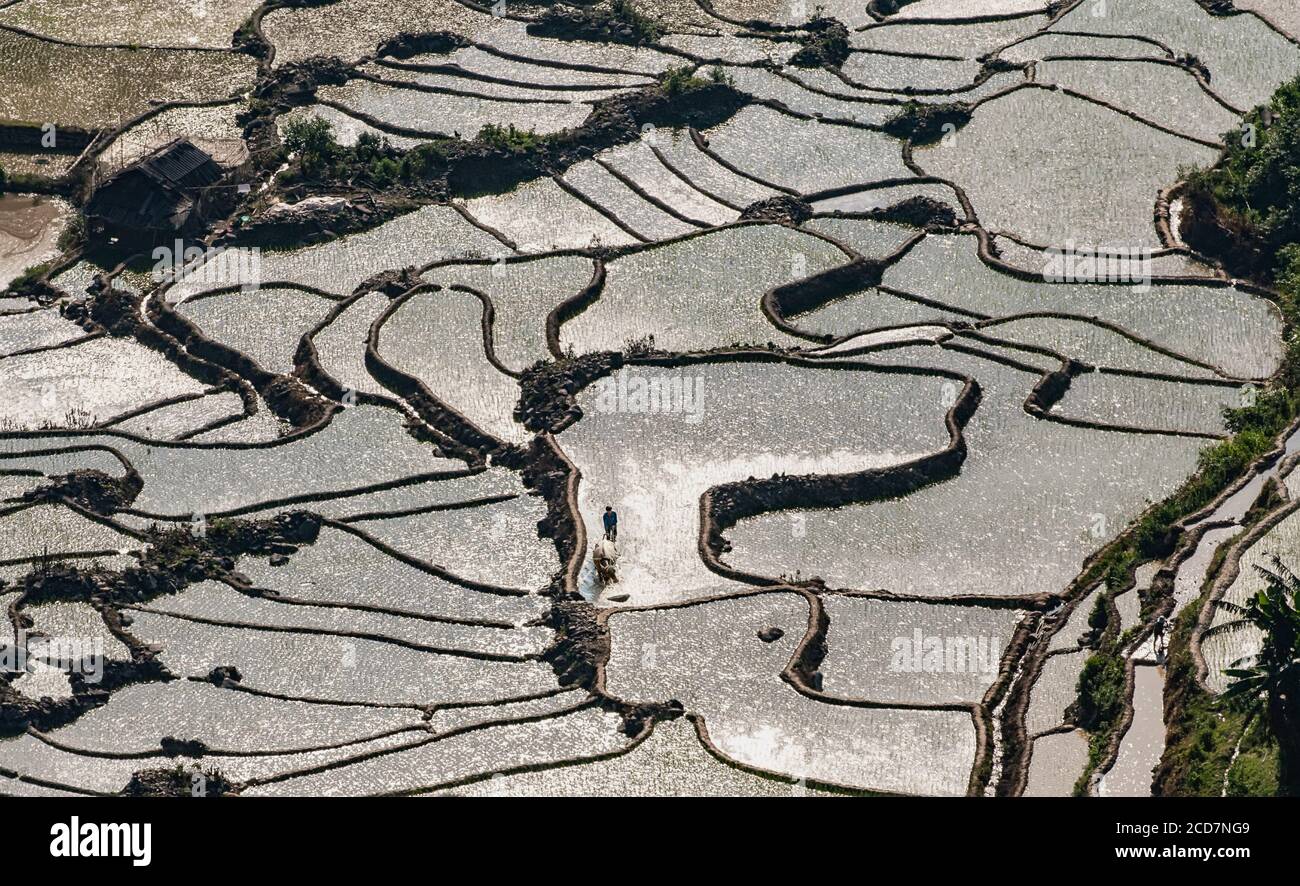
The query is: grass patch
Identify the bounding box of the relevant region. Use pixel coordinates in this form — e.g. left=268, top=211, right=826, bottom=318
left=1225, top=719, right=1281, bottom=797
left=1158, top=598, right=1258, bottom=794
left=1085, top=421, right=1287, bottom=595
left=4, top=261, right=52, bottom=295
left=611, top=0, right=664, bottom=43
left=659, top=65, right=712, bottom=97
left=477, top=123, right=546, bottom=153
left=1071, top=651, right=1128, bottom=795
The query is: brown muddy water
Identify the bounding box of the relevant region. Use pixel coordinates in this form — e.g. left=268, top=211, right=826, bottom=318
left=0, top=194, right=68, bottom=290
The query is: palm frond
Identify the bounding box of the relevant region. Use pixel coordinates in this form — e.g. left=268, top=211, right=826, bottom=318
left=1203, top=619, right=1255, bottom=640
left=1220, top=556, right=1300, bottom=712
left=1263, top=554, right=1300, bottom=588
left=1221, top=678, right=1265, bottom=702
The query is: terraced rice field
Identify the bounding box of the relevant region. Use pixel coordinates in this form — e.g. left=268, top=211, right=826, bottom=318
left=1, top=0, right=1298, bottom=799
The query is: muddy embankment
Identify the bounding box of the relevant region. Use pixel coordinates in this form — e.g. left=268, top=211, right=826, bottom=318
left=229, top=40, right=751, bottom=247
left=1, top=511, right=321, bottom=741
left=512, top=342, right=982, bottom=705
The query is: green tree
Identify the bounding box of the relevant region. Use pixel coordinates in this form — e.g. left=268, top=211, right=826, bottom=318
left=282, top=116, right=339, bottom=180
left=354, top=130, right=384, bottom=164
left=1181, top=74, right=1300, bottom=275
left=1207, top=554, right=1300, bottom=793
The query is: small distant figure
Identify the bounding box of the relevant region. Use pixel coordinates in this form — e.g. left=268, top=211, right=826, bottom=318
left=602, top=505, right=618, bottom=542
left=1152, top=614, right=1170, bottom=660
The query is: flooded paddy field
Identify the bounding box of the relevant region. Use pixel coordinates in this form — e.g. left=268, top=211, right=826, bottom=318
left=0, top=28, right=254, bottom=129
left=318, top=77, right=594, bottom=140
left=0, top=194, right=69, bottom=291
left=724, top=347, right=1206, bottom=600
left=1, top=0, right=1298, bottom=800
left=0, top=0, right=263, bottom=49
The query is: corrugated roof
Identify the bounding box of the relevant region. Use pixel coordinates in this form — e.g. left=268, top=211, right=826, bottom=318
left=87, top=139, right=223, bottom=232
left=137, top=140, right=222, bottom=188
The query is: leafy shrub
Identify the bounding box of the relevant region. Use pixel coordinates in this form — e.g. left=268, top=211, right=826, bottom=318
left=660, top=65, right=707, bottom=97
left=477, top=123, right=544, bottom=152
left=354, top=130, right=385, bottom=163
left=7, top=261, right=51, bottom=293
left=1087, top=593, right=1110, bottom=636
left=367, top=156, right=400, bottom=186
left=399, top=141, right=449, bottom=180
left=282, top=116, right=339, bottom=179
left=1225, top=387, right=1295, bottom=436
left=1074, top=652, right=1126, bottom=732
left=1201, top=75, right=1300, bottom=247
left=57, top=214, right=85, bottom=252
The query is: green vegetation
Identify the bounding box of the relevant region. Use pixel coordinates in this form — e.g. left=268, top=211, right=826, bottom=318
left=1225, top=717, right=1280, bottom=797
left=1226, top=387, right=1296, bottom=435
left=280, top=117, right=451, bottom=187
left=57, top=213, right=85, bottom=252
left=790, top=16, right=851, bottom=70
left=476, top=123, right=545, bottom=153
left=122, top=763, right=232, bottom=797
left=1138, top=433, right=1272, bottom=547
left=1084, top=380, right=1300, bottom=595
left=1072, top=78, right=1300, bottom=793
left=1075, top=652, right=1127, bottom=733
left=1074, top=392, right=1295, bottom=792
left=1087, top=591, right=1110, bottom=636
left=6, top=261, right=51, bottom=294
left=282, top=115, right=341, bottom=180
left=355, top=131, right=400, bottom=185
left=1207, top=556, right=1300, bottom=792
left=659, top=65, right=711, bottom=97
left=0, top=167, right=56, bottom=193
left=1158, top=591, right=1279, bottom=796
left=530, top=0, right=664, bottom=46
left=396, top=140, right=451, bottom=182
left=610, top=0, right=664, bottom=43
left=1181, top=74, right=1300, bottom=280
left=1072, top=651, right=1128, bottom=794
left=270, top=59, right=743, bottom=198
left=1125, top=78, right=1300, bottom=792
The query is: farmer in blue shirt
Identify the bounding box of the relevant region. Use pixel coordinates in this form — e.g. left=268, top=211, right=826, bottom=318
left=602, top=506, right=618, bottom=541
